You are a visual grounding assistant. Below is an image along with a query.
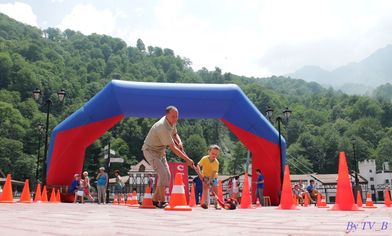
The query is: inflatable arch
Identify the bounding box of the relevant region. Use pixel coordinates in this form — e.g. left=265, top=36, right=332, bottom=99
left=47, top=80, right=286, bottom=205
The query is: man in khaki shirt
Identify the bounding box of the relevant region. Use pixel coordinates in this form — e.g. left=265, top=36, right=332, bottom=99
left=142, top=106, right=194, bottom=208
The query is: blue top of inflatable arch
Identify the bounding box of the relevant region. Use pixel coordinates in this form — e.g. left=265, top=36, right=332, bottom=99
left=48, top=80, right=285, bottom=168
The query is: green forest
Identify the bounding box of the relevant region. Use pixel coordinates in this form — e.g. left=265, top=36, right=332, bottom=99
left=1, top=13, right=392, bottom=183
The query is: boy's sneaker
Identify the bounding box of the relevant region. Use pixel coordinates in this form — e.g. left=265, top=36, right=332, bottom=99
left=201, top=203, right=208, bottom=209
left=157, top=202, right=168, bottom=209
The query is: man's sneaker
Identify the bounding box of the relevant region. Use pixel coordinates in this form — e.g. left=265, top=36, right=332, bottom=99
left=152, top=201, right=159, bottom=207
left=215, top=204, right=222, bottom=210
left=201, top=203, right=208, bottom=209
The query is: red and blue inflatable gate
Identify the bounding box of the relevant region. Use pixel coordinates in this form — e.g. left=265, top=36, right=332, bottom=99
left=47, top=80, right=286, bottom=205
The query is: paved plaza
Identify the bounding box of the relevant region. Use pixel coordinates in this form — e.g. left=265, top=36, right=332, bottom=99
left=0, top=203, right=391, bottom=236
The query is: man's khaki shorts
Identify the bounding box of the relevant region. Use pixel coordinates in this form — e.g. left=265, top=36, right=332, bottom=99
left=143, top=150, right=171, bottom=187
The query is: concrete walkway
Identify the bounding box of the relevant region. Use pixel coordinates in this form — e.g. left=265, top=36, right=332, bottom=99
left=0, top=203, right=391, bottom=236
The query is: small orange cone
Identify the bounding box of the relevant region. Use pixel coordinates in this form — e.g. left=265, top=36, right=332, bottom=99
left=356, top=191, right=363, bottom=207
left=277, top=165, right=298, bottom=210
left=113, top=197, right=118, bottom=205
left=303, top=193, right=309, bottom=207
left=331, top=152, right=360, bottom=211
left=363, top=192, right=377, bottom=208
left=41, top=186, right=48, bottom=202
left=0, top=174, right=14, bottom=203
left=316, top=194, right=321, bottom=206
left=385, top=188, right=391, bottom=207
left=165, top=173, right=192, bottom=211
left=19, top=180, right=32, bottom=203
left=188, top=184, right=196, bottom=207
left=255, top=198, right=261, bottom=208
left=56, top=189, right=61, bottom=203
left=218, top=180, right=223, bottom=203
left=139, top=186, right=156, bottom=209
left=49, top=188, right=57, bottom=203
left=129, top=191, right=140, bottom=207
left=239, top=173, right=253, bottom=209
left=293, top=195, right=298, bottom=206
left=126, top=193, right=132, bottom=205
left=317, top=194, right=329, bottom=208
left=120, top=195, right=125, bottom=205
left=34, top=183, right=42, bottom=202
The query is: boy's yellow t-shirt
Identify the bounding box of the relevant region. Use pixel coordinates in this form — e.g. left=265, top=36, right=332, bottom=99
left=198, top=155, right=219, bottom=178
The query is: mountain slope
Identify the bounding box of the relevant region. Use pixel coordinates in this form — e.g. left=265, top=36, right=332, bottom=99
left=290, top=44, right=392, bottom=94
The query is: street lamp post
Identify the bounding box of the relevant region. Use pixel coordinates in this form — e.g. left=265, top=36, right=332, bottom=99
left=266, top=106, right=292, bottom=189
left=35, top=123, right=44, bottom=182
left=33, top=88, right=66, bottom=185
left=351, top=138, right=362, bottom=202
left=106, top=140, right=111, bottom=204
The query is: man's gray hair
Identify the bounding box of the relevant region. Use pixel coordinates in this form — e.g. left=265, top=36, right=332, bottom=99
left=165, top=106, right=178, bottom=113
left=208, top=144, right=221, bottom=151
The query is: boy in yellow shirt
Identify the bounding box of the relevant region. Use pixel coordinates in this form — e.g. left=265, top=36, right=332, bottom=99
left=196, top=144, right=221, bottom=209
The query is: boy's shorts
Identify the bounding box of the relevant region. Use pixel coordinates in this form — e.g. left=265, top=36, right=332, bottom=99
left=203, top=177, right=218, bottom=187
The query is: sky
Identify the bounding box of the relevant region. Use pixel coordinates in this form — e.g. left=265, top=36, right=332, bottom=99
left=0, top=0, right=392, bottom=77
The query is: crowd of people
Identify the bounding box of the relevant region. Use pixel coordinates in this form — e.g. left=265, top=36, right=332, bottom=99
left=292, top=179, right=320, bottom=205
left=69, top=167, right=114, bottom=204
left=69, top=167, right=156, bottom=204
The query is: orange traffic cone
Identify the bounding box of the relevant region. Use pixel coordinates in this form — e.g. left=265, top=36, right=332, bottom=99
left=0, top=174, right=14, bottom=203
left=165, top=173, right=192, bottom=211
left=277, top=165, right=297, bottom=210
left=49, top=188, right=57, bottom=203
left=140, top=186, right=155, bottom=209
left=113, top=197, right=118, bottom=205
left=356, top=191, right=363, bottom=207
left=218, top=180, right=223, bottom=203
left=34, top=183, right=42, bottom=202
left=239, top=173, right=253, bottom=209
left=293, top=195, right=298, bottom=206
left=256, top=198, right=261, bottom=208
left=188, top=184, right=196, bottom=207
left=363, top=192, right=377, bottom=208
left=41, top=186, right=48, bottom=202
left=331, top=152, right=360, bottom=211
left=385, top=188, right=391, bottom=207
left=129, top=191, right=139, bottom=207
left=19, top=179, right=32, bottom=203
left=316, top=194, right=321, bottom=206
left=303, top=193, right=309, bottom=207
left=317, top=194, right=329, bottom=208
left=126, top=193, right=132, bottom=205
left=56, top=189, right=61, bottom=203
left=120, top=195, right=125, bottom=205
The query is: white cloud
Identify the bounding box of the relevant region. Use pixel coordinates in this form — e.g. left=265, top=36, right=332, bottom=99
left=255, top=0, right=392, bottom=74
left=119, top=0, right=272, bottom=77
left=24, top=0, right=392, bottom=77
left=57, top=4, right=120, bottom=35
left=0, top=1, right=38, bottom=27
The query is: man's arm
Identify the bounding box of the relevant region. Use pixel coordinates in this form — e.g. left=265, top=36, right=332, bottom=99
left=173, top=133, right=184, bottom=151
left=168, top=143, right=194, bottom=166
